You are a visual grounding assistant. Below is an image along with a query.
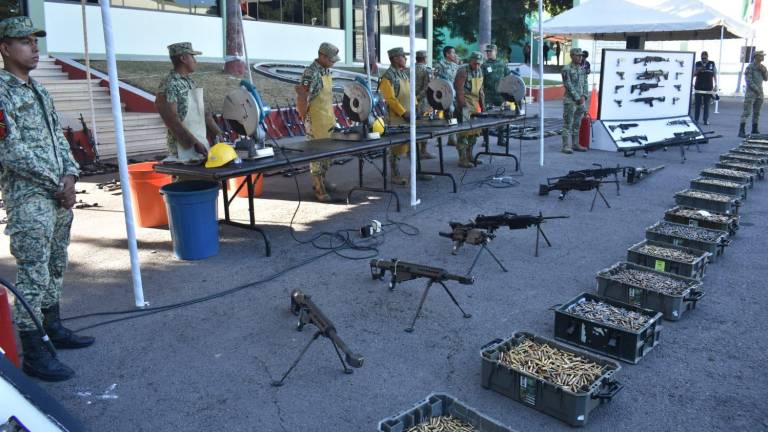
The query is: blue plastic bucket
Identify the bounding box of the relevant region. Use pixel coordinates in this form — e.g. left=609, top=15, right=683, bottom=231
left=160, top=180, right=220, bottom=260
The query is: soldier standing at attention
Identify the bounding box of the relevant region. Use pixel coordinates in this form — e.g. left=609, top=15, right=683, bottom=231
left=414, top=50, right=435, bottom=160
left=560, top=48, right=589, bottom=154
left=296, top=42, right=340, bottom=202
left=482, top=44, right=509, bottom=143
left=155, top=42, right=221, bottom=163
left=454, top=52, right=485, bottom=168
left=739, top=50, right=766, bottom=137
left=435, top=46, right=460, bottom=147
left=0, top=16, right=94, bottom=382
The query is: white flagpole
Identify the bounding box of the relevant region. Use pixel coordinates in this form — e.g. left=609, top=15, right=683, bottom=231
left=99, top=0, right=146, bottom=307
left=538, top=0, right=544, bottom=166
left=409, top=0, right=419, bottom=207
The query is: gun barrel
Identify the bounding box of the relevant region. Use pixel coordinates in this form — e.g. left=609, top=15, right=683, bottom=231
left=438, top=231, right=454, bottom=239
left=443, top=272, right=474, bottom=285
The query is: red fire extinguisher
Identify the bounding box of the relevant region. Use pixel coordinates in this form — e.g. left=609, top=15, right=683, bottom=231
left=0, top=286, right=20, bottom=367
left=579, top=112, right=592, bottom=149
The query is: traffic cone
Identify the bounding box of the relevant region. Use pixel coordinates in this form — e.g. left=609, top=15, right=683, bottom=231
left=588, top=84, right=599, bottom=120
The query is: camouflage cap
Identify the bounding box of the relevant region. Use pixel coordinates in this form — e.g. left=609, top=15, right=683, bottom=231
left=484, top=44, right=497, bottom=51
left=415, top=50, right=427, bottom=58
left=755, top=50, right=765, bottom=57
left=0, top=16, right=46, bottom=39
left=318, top=42, right=341, bottom=63
left=387, top=47, right=409, bottom=58
left=570, top=48, right=583, bottom=56
left=168, top=42, right=202, bottom=57
left=469, top=51, right=485, bottom=64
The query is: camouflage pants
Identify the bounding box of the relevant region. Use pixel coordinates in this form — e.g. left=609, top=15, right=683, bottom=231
left=6, top=194, right=73, bottom=331
left=309, top=159, right=331, bottom=176
left=740, top=95, right=763, bottom=124
left=457, top=107, right=480, bottom=151
left=562, top=102, right=586, bottom=146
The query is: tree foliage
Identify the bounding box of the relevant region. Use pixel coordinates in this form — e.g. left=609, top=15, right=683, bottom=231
left=433, top=0, right=573, bottom=60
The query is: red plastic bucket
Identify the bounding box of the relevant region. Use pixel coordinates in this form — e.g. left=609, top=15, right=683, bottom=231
left=128, top=162, right=173, bottom=227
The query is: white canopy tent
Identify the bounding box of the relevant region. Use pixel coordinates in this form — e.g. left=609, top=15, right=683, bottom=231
left=541, top=0, right=755, bottom=41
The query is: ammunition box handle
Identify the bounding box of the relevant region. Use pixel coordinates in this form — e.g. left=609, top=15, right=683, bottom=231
left=481, top=338, right=504, bottom=351
left=592, top=379, right=623, bottom=401
left=547, top=303, right=562, bottom=311
left=684, top=290, right=705, bottom=303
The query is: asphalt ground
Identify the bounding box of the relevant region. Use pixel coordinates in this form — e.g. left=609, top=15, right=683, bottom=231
left=1, top=98, right=767, bottom=431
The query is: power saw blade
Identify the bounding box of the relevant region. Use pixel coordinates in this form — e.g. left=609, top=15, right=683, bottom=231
left=426, top=78, right=455, bottom=112
left=497, top=74, right=526, bottom=103
left=342, top=81, right=373, bottom=123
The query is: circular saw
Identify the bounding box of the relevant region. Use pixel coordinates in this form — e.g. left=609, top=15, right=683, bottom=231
left=426, top=78, right=455, bottom=112
left=222, top=80, right=270, bottom=136
left=497, top=74, right=526, bottom=104
left=341, top=80, right=374, bottom=123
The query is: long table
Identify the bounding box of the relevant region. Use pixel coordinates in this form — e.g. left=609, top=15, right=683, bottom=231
left=155, top=115, right=528, bottom=256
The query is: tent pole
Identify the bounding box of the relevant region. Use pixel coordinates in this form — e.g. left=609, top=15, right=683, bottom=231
left=409, top=0, right=419, bottom=207
left=715, top=25, right=723, bottom=113
left=529, top=29, right=533, bottom=99
left=80, top=0, right=100, bottom=157
left=98, top=0, right=146, bottom=308
left=238, top=5, right=253, bottom=84
left=362, top=0, right=372, bottom=88
left=735, top=38, right=748, bottom=94
left=538, top=0, right=544, bottom=167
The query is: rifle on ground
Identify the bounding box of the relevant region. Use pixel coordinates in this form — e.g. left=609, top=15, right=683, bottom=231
left=630, top=83, right=663, bottom=95
left=631, top=96, right=665, bottom=107
left=369, top=259, right=473, bottom=332
left=78, top=114, right=99, bottom=163
left=626, top=165, right=665, bottom=184
left=608, top=123, right=638, bottom=133
left=439, top=222, right=495, bottom=254
left=622, top=131, right=720, bottom=163
left=475, top=212, right=569, bottom=256
left=636, top=69, right=669, bottom=82
left=634, top=56, right=669, bottom=66
left=539, top=177, right=611, bottom=211
left=271, top=290, right=364, bottom=387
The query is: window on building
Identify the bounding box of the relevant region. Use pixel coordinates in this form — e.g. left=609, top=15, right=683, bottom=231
left=387, top=2, right=424, bottom=38
left=68, top=0, right=219, bottom=16
left=352, top=0, right=379, bottom=63
left=245, top=0, right=342, bottom=28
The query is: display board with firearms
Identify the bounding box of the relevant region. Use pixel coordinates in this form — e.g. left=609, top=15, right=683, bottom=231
left=369, top=259, right=473, bottom=332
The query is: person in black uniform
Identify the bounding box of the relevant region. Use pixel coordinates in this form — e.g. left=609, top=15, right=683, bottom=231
left=693, top=51, right=717, bottom=125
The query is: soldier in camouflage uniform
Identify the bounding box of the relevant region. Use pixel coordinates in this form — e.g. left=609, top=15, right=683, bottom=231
left=560, top=48, right=589, bottom=154
left=435, top=46, right=460, bottom=147
left=155, top=42, right=221, bottom=163
left=738, top=50, right=767, bottom=137
left=296, top=42, right=340, bottom=202
left=0, top=16, right=94, bottom=382
left=414, top=50, right=435, bottom=160
left=454, top=52, right=485, bottom=168
left=482, top=44, right=509, bottom=145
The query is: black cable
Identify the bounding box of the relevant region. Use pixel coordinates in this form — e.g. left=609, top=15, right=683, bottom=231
left=459, top=166, right=520, bottom=189
left=0, top=277, right=57, bottom=356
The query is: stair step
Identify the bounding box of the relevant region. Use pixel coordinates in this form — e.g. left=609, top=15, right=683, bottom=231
left=30, top=70, right=68, bottom=78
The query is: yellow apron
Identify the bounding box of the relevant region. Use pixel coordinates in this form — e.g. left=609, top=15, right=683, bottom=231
left=176, top=87, right=209, bottom=162
left=461, top=75, right=483, bottom=138
left=387, top=77, right=411, bottom=157
left=305, top=75, right=335, bottom=140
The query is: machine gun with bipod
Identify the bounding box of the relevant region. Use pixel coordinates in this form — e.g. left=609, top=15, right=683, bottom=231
left=539, top=175, right=613, bottom=211
left=271, top=290, right=364, bottom=387
left=369, top=259, right=473, bottom=332
left=621, top=131, right=720, bottom=163
left=439, top=223, right=506, bottom=272
left=473, top=212, right=569, bottom=257
left=625, top=165, right=665, bottom=184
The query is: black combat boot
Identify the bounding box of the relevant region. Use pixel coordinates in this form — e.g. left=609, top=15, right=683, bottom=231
left=752, top=123, right=760, bottom=135
left=43, top=304, right=95, bottom=349
left=19, top=330, right=75, bottom=382
left=738, top=123, right=746, bottom=138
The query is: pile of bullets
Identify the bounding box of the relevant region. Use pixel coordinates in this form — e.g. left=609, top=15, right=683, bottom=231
left=405, top=416, right=476, bottom=432
left=636, top=244, right=698, bottom=263
left=702, top=168, right=752, bottom=179
left=649, top=222, right=724, bottom=242
left=693, top=178, right=743, bottom=188
left=669, top=207, right=732, bottom=224
left=676, top=189, right=733, bottom=203
left=567, top=299, right=650, bottom=331
left=720, top=161, right=763, bottom=171
left=734, top=148, right=768, bottom=156
left=723, top=154, right=765, bottom=162
left=498, top=338, right=605, bottom=393
left=606, top=266, right=693, bottom=296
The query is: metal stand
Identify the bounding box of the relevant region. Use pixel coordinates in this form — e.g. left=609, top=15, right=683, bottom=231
left=402, top=279, right=471, bottom=333
left=271, top=330, right=353, bottom=387
left=588, top=185, right=611, bottom=212
left=221, top=174, right=271, bottom=256
left=347, top=147, right=401, bottom=212
left=473, top=124, right=520, bottom=170
left=416, top=136, right=457, bottom=192
left=466, top=244, right=508, bottom=274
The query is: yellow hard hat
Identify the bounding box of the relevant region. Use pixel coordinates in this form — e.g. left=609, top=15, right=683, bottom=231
left=205, top=143, right=240, bottom=168
left=372, top=117, right=386, bottom=134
